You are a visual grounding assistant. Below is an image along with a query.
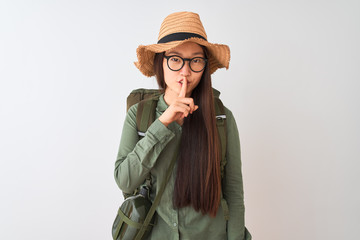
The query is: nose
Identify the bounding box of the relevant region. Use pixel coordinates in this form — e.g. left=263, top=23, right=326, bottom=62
left=180, top=60, right=191, bottom=76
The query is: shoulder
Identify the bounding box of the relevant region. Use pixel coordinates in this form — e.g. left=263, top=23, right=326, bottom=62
left=126, top=97, right=161, bottom=122
left=126, top=102, right=139, bottom=121
left=223, top=105, right=234, bottom=119
left=216, top=98, right=235, bottom=122
left=221, top=104, right=239, bottom=132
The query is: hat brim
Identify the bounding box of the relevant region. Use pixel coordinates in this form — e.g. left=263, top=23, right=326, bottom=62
left=134, top=38, right=230, bottom=77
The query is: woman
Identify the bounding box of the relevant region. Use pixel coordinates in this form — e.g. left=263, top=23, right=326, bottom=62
left=114, top=11, right=251, bottom=240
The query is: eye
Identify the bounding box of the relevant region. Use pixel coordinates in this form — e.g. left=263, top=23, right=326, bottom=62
left=170, top=56, right=181, bottom=63
left=192, top=58, right=204, bottom=64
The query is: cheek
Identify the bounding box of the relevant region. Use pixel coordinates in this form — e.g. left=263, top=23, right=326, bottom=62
left=163, top=62, right=177, bottom=84
left=163, top=61, right=170, bottom=86
left=162, top=60, right=167, bottom=73
left=193, top=73, right=203, bottom=87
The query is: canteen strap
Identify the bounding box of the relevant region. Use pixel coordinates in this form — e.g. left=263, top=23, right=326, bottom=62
left=135, top=143, right=180, bottom=240
left=117, top=210, right=153, bottom=230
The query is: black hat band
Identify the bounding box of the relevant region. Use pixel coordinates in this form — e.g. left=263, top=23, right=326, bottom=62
left=157, top=32, right=207, bottom=44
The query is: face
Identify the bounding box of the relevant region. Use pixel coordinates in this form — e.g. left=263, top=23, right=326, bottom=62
left=163, top=42, right=205, bottom=99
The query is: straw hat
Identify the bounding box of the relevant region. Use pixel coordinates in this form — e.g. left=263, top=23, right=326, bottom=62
left=134, top=11, right=230, bottom=77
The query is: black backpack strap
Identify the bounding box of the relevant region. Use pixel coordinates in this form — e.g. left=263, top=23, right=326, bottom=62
left=214, top=97, right=227, bottom=179
left=121, top=89, right=159, bottom=199
left=214, top=97, right=230, bottom=221
left=130, top=96, right=160, bottom=197
left=136, top=97, right=159, bottom=138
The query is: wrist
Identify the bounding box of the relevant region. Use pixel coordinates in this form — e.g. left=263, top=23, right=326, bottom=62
left=158, top=116, right=170, bottom=127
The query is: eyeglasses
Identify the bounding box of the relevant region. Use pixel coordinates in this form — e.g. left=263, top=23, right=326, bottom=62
left=164, top=55, right=208, bottom=72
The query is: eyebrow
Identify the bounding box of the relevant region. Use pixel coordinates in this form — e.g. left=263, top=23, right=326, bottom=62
left=166, top=51, right=204, bottom=57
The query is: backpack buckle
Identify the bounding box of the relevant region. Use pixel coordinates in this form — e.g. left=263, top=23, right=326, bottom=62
left=216, top=115, right=226, bottom=126
left=137, top=131, right=146, bottom=137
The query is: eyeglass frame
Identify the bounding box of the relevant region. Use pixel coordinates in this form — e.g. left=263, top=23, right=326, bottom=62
left=163, top=55, right=208, bottom=73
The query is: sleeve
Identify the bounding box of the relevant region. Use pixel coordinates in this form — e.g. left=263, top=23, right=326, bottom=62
left=114, top=104, right=175, bottom=194
left=223, top=108, right=252, bottom=240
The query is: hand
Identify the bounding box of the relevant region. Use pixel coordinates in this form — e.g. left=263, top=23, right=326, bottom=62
left=158, top=77, right=199, bottom=127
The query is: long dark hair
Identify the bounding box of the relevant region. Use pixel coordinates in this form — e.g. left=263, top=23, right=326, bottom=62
left=153, top=46, right=221, bottom=217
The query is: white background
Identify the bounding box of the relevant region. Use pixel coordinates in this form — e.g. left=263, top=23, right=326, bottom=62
left=1, top=0, right=359, bottom=239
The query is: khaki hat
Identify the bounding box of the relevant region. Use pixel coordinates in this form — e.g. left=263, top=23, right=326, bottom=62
left=134, top=11, right=230, bottom=77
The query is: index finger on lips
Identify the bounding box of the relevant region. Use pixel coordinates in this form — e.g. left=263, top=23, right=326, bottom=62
left=178, top=77, right=187, bottom=98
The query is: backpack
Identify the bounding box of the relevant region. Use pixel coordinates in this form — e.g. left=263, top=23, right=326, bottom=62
left=124, top=88, right=229, bottom=219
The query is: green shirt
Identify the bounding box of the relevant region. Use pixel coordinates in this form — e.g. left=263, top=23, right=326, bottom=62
left=114, top=94, right=251, bottom=240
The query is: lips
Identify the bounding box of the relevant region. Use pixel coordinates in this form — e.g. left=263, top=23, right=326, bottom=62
left=178, top=79, right=190, bottom=84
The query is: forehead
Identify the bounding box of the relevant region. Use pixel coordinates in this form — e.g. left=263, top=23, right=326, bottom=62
left=165, top=42, right=204, bottom=56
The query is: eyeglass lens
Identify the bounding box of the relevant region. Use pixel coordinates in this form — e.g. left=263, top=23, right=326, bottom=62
left=167, top=56, right=206, bottom=72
